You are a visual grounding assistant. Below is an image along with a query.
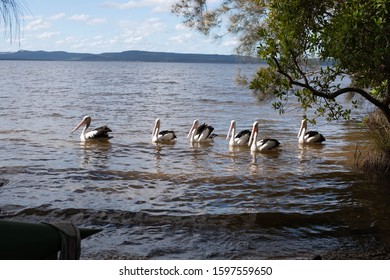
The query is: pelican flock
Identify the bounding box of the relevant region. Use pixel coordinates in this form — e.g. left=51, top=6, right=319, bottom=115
left=226, top=120, right=251, bottom=146
left=71, top=116, right=328, bottom=156
left=71, top=115, right=113, bottom=141
left=248, top=121, right=280, bottom=152
left=151, top=118, right=177, bottom=143
left=298, top=119, right=326, bottom=144
left=187, top=119, right=217, bottom=143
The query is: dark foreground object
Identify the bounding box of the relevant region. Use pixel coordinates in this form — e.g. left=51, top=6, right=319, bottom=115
left=0, top=220, right=101, bottom=260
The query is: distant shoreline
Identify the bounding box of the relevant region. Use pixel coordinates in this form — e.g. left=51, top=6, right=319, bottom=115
left=0, top=50, right=263, bottom=64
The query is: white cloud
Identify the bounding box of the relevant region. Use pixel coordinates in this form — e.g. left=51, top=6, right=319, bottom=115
left=119, top=17, right=166, bottom=37
left=70, top=42, right=87, bottom=50
left=37, top=31, right=60, bottom=39
left=68, top=14, right=90, bottom=22
left=24, top=18, right=51, bottom=31
left=60, top=36, right=77, bottom=44
left=117, top=17, right=167, bottom=49
left=122, top=35, right=143, bottom=44
left=55, top=35, right=115, bottom=53
left=89, top=39, right=105, bottom=47
left=145, top=17, right=166, bottom=30
left=55, top=37, right=75, bottom=48
left=67, top=14, right=107, bottom=25
left=175, top=23, right=188, bottom=31
left=109, top=38, right=119, bottom=44
left=49, top=13, right=66, bottom=21
left=168, top=32, right=192, bottom=44
left=87, top=18, right=107, bottom=25
left=102, top=0, right=175, bottom=13
left=103, top=0, right=140, bottom=9
left=119, top=25, right=145, bottom=45
left=222, top=39, right=239, bottom=47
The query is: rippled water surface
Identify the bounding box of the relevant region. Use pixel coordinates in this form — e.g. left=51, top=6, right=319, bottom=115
left=1, top=61, right=390, bottom=259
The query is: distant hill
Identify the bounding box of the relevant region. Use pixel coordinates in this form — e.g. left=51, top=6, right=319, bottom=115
left=0, top=50, right=262, bottom=64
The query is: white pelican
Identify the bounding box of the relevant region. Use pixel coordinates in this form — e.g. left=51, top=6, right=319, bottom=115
left=71, top=115, right=113, bottom=141
left=298, top=119, right=325, bottom=144
left=226, top=120, right=251, bottom=146
left=151, top=118, right=177, bottom=143
left=187, top=119, right=217, bottom=143
left=248, top=121, right=280, bottom=152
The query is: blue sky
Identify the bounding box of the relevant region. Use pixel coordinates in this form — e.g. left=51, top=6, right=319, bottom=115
left=0, top=0, right=238, bottom=54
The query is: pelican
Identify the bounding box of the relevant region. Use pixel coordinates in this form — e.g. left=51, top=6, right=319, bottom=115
left=151, top=118, right=177, bottom=143
left=187, top=119, right=217, bottom=142
left=71, top=115, right=112, bottom=141
left=226, top=120, right=251, bottom=146
left=248, top=121, right=280, bottom=152
left=298, top=119, right=325, bottom=144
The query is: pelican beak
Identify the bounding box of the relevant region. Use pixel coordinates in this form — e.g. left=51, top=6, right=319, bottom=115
left=152, top=119, right=160, bottom=139
left=187, top=120, right=198, bottom=139
left=71, top=119, right=86, bottom=133
left=297, top=120, right=305, bottom=138
left=248, top=122, right=258, bottom=147
left=226, top=121, right=234, bottom=140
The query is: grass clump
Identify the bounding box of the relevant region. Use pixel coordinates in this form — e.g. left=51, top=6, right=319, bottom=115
left=356, top=110, right=390, bottom=174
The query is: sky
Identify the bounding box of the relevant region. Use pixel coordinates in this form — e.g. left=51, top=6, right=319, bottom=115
left=0, top=0, right=238, bottom=55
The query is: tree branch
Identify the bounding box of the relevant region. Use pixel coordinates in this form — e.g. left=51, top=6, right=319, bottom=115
left=272, top=56, right=387, bottom=110
left=291, top=53, right=310, bottom=86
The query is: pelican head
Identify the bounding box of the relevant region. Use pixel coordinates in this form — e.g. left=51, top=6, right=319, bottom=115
left=152, top=118, right=161, bottom=139
left=187, top=119, right=199, bottom=139
left=298, top=119, right=307, bottom=139
left=226, top=120, right=236, bottom=140
left=71, top=115, right=91, bottom=133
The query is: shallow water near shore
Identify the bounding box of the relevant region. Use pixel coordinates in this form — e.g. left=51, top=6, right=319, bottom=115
left=1, top=60, right=390, bottom=259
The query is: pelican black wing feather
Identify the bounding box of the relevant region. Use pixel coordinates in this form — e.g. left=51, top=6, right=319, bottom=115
left=306, top=131, right=319, bottom=138
left=160, top=130, right=177, bottom=139
left=88, top=125, right=113, bottom=139
left=306, top=131, right=325, bottom=142
left=262, top=138, right=281, bottom=146
left=196, top=123, right=214, bottom=135
left=235, top=129, right=251, bottom=138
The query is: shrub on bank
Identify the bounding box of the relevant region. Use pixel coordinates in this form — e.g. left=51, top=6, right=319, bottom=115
left=356, top=110, right=390, bottom=174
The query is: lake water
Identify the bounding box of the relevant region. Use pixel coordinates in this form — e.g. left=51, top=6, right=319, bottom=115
left=1, top=60, right=390, bottom=259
